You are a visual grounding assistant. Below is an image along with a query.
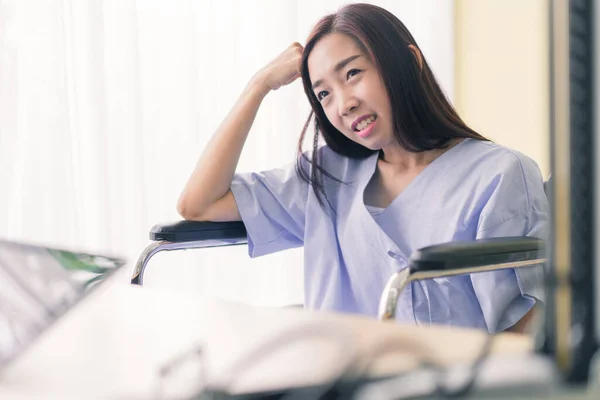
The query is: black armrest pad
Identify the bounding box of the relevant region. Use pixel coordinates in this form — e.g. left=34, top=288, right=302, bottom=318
left=150, top=220, right=247, bottom=243
left=409, top=237, right=546, bottom=271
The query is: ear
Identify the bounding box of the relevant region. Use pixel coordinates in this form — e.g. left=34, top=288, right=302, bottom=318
left=408, top=45, right=423, bottom=71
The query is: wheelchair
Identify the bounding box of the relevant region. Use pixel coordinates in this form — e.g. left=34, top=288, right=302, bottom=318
left=130, top=180, right=550, bottom=322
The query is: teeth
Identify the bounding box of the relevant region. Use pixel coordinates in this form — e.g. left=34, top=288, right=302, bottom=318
left=356, top=116, right=375, bottom=131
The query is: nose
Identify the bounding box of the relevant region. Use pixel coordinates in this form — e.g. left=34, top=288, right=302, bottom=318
left=338, top=90, right=359, bottom=117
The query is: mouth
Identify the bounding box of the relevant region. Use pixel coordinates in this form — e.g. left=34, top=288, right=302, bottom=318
left=351, top=114, right=377, bottom=138
left=351, top=114, right=377, bottom=132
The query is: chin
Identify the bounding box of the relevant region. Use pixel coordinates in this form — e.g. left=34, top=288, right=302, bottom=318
left=356, top=134, right=383, bottom=149
left=343, top=132, right=381, bottom=151
left=356, top=141, right=383, bottom=152
left=360, top=142, right=380, bottom=151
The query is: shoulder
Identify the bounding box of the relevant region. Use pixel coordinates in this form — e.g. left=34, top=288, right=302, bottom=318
left=459, top=141, right=550, bottom=238
left=454, top=139, right=548, bottom=210
left=459, top=139, right=545, bottom=184
left=457, top=139, right=548, bottom=218
left=314, top=145, right=351, bottom=165
left=461, top=139, right=541, bottom=171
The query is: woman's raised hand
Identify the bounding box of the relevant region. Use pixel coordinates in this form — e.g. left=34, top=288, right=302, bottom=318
left=254, top=42, right=304, bottom=92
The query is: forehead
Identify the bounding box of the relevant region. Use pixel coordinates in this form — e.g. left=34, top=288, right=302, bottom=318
left=308, top=33, right=367, bottom=80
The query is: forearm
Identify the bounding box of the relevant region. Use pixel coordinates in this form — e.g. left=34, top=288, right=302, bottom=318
left=177, top=79, right=270, bottom=219
left=505, top=302, right=538, bottom=334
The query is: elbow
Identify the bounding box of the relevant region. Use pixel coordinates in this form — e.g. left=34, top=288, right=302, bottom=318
left=177, top=196, right=203, bottom=221
left=176, top=201, right=192, bottom=220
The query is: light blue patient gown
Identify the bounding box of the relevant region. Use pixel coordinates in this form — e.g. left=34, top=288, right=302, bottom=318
left=230, top=138, right=549, bottom=333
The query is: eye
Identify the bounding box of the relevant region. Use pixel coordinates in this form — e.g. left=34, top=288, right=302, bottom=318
left=347, top=68, right=362, bottom=79
left=316, top=90, right=329, bottom=101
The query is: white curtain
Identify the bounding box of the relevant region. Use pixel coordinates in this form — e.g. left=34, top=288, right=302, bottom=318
left=0, top=0, right=454, bottom=306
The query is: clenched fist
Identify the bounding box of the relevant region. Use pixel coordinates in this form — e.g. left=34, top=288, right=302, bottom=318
left=254, top=42, right=304, bottom=92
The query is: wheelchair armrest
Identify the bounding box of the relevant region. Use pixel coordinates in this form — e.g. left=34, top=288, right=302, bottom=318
left=409, top=236, right=545, bottom=272
left=150, top=220, right=247, bottom=242
left=131, top=220, right=248, bottom=285
left=378, top=237, right=547, bottom=321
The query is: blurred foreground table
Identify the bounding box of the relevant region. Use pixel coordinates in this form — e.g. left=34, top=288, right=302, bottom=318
left=0, top=275, right=540, bottom=399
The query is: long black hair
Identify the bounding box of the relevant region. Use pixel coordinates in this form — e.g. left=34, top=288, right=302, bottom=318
left=296, top=3, right=488, bottom=210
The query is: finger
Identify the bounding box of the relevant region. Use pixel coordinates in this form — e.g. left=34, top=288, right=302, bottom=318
left=291, top=42, right=304, bottom=54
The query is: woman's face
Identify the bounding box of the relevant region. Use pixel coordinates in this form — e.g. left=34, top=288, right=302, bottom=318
left=307, top=33, right=395, bottom=150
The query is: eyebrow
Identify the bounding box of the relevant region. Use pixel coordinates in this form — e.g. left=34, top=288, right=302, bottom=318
left=311, top=54, right=362, bottom=90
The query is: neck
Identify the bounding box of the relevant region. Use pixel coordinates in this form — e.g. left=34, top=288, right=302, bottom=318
left=378, top=138, right=463, bottom=171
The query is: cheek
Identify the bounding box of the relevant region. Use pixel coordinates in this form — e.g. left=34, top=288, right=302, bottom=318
left=362, top=76, right=389, bottom=109
left=322, top=107, right=345, bottom=132
left=377, top=91, right=392, bottom=112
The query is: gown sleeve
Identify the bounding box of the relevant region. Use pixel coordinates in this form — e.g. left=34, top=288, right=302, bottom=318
left=470, top=155, right=549, bottom=333
left=230, top=158, right=310, bottom=258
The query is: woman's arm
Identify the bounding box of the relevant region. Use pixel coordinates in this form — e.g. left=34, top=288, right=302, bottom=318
left=177, top=43, right=304, bottom=222
left=176, top=82, right=268, bottom=222
left=505, top=302, right=539, bottom=334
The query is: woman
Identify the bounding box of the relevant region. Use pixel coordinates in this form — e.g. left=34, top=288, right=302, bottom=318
left=177, top=3, right=548, bottom=334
